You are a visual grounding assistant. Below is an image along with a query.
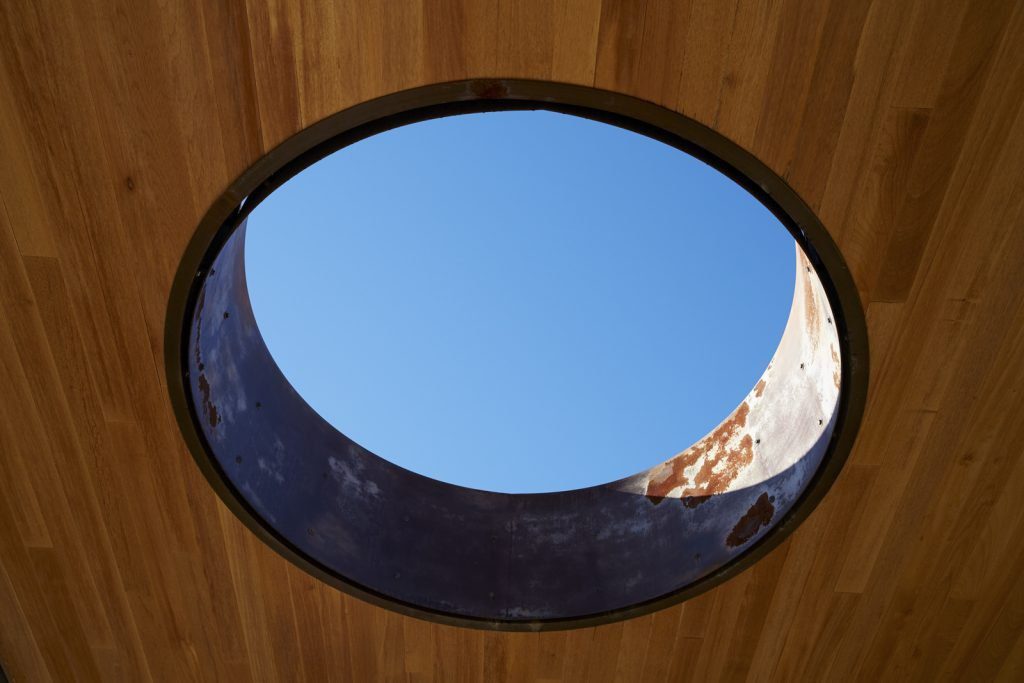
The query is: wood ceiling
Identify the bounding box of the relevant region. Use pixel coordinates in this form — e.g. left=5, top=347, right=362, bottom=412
left=1, top=0, right=1023, bottom=680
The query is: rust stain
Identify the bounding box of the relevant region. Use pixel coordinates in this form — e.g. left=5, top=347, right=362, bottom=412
left=645, top=402, right=754, bottom=505
left=726, top=493, right=775, bottom=547
left=754, top=378, right=766, bottom=398
left=197, top=373, right=220, bottom=428
left=192, top=284, right=219, bottom=428
left=802, top=255, right=820, bottom=346
left=831, top=345, right=841, bottom=389
left=471, top=79, right=509, bottom=99
left=193, top=285, right=207, bottom=369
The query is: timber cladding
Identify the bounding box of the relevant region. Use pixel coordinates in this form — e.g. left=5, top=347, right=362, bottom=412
left=1, top=0, right=1023, bottom=680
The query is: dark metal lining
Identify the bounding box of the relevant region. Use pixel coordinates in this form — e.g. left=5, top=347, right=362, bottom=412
left=165, top=79, right=869, bottom=631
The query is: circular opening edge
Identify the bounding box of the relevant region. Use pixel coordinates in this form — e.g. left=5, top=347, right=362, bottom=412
left=164, top=78, right=870, bottom=632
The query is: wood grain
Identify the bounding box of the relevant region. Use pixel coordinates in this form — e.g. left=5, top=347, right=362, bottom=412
left=1, top=0, right=1023, bottom=680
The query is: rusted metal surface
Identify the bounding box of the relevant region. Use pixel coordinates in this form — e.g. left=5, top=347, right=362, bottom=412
left=187, top=222, right=840, bottom=623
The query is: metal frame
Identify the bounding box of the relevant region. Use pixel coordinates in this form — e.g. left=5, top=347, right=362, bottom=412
left=165, top=79, right=869, bottom=631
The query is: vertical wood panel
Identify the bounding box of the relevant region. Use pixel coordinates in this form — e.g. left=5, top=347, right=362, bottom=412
left=1, top=0, right=1024, bottom=679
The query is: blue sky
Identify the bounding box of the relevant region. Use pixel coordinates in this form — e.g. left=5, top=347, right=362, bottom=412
left=244, top=111, right=794, bottom=493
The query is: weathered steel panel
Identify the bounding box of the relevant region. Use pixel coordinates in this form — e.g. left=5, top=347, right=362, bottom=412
left=187, top=222, right=840, bottom=622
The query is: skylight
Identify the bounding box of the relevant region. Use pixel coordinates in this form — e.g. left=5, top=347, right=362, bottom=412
left=244, top=111, right=795, bottom=492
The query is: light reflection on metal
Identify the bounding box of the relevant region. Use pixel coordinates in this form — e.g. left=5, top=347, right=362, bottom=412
left=623, top=249, right=841, bottom=549
left=185, top=221, right=840, bottom=625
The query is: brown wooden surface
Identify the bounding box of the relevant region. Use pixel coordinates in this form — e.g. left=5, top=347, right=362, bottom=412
left=1, top=0, right=1023, bottom=680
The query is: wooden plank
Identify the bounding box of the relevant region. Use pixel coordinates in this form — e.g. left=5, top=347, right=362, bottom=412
left=360, top=1, right=426, bottom=96
left=785, top=0, right=883, bottom=210
left=612, top=614, right=654, bottom=681
left=823, top=106, right=1024, bottom=673
left=536, top=630, right=568, bottom=680
left=243, top=0, right=303, bottom=150
left=637, top=606, right=683, bottom=681
left=0, top=505, right=58, bottom=682
left=636, top=0, right=693, bottom=109
left=673, top=0, right=738, bottom=124
left=551, top=0, right=602, bottom=86
left=402, top=613, right=433, bottom=678
left=839, top=106, right=931, bottom=301
left=716, top=536, right=791, bottom=680
left=496, top=0, right=554, bottom=79
left=816, top=0, right=925, bottom=250
left=593, top=0, right=649, bottom=95
left=870, top=0, right=1020, bottom=302
left=422, top=0, right=500, bottom=82
left=0, top=66, right=58, bottom=258
left=771, top=463, right=873, bottom=679
left=0, top=0, right=1023, bottom=678
left=713, top=0, right=784, bottom=150
left=582, top=622, right=625, bottom=683
left=751, top=0, right=831, bottom=174
left=559, top=626, right=595, bottom=682
left=745, top=499, right=831, bottom=680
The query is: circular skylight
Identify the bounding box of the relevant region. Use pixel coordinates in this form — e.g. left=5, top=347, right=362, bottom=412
left=244, top=111, right=795, bottom=493
left=167, top=79, right=868, bottom=630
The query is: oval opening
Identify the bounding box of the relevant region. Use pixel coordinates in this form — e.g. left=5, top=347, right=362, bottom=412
left=174, top=81, right=865, bottom=628
left=244, top=111, right=796, bottom=493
